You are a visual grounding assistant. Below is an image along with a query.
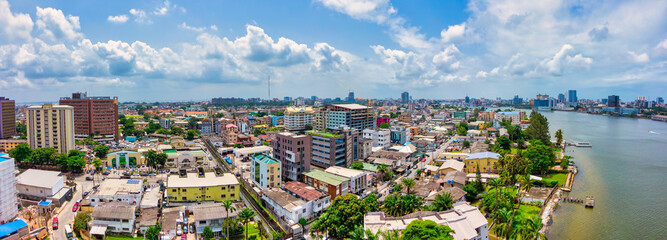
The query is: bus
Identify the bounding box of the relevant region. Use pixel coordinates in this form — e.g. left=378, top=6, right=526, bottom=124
left=64, top=224, right=73, bottom=238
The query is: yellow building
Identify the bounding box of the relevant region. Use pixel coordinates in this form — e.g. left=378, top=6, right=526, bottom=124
left=463, top=152, right=500, bottom=174
left=250, top=153, right=281, bottom=189
left=104, top=150, right=145, bottom=168
left=26, top=104, right=75, bottom=153
left=0, top=139, right=27, bottom=152
left=166, top=172, right=240, bottom=202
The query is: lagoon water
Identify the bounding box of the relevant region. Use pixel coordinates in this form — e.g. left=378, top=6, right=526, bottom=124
left=541, top=111, right=667, bottom=239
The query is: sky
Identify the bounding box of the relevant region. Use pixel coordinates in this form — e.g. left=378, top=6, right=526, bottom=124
left=1, top=0, right=666, bottom=103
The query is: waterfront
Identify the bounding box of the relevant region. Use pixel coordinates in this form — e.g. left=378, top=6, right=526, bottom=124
left=542, top=111, right=667, bottom=239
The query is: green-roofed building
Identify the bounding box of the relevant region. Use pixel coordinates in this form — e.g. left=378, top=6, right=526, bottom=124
left=303, top=169, right=350, bottom=199
left=251, top=153, right=281, bottom=189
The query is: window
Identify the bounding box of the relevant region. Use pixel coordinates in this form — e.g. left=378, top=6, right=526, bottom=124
left=222, top=194, right=226, bottom=198
left=182, top=197, right=187, bottom=200
left=200, top=220, right=206, bottom=224
left=231, top=194, right=235, bottom=197
left=172, top=189, right=176, bottom=192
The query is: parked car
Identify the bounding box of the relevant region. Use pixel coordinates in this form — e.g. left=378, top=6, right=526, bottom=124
left=102, top=171, right=110, bottom=175
left=72, top=202, right=79, bottom=212
left=123, top=172, right=131, bottom=176
left=52, top=217, right=58, bottom=229
left=140, top=172, right=148, bottom=176
left=85, top=176, right=93, bottom=181
left=189, top=223, right=195, bottom=233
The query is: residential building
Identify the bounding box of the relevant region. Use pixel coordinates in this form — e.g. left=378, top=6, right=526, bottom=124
left=283, top=181, right=330, bottom=216
left=26, top=104, right=75, bottom=153
left=313, top=104, right=376, bottom=132
left=251, top=153, right=282, bottom=189
left=358, top=138, right=373, bottom=160
left=362, top=129, right=390, bottom=149
left=477, top=111, right=495, bottom=122
left=401, top=92, right=410, bottom=103
left=198, top=119, right=213, bottom=135
left=272, top=132, right=311, bottom=181
left=89, top=179, right=143, bottom=207
left=324, top=166, right=368, bottom=194
left=0, top=153, right=18, bottom=223
left=0, top=139, right=27, bottom=152
left=59, top=92, right=119, bottom=141
left=284, top=106, right=314, bottom=131
left=15, top=169, right=72, bottom=205
left=409, top=127, right=420, bottom=139
left=309, top=130, right=359, bottom=168
left=376, top=117, right=390, bottom=127
left=453, top=112, right=467, bottom=120
left=398, top=114, right=412, bottom=123
left=232, top=145, right=272, bottom=158
left=389, top=126, right=410, bottom=145
left=494, top=111, right=525, bottom=125
left=0, top=97, right=16, bottom=139
left=159, top=118, right=172, bottom=129
left=91, top=202, right=136, bottom=234
left=0, top=220, right=29, bottom=240
left=364, top=203, right=488, bottom=240
left=193, top=205, right=238, bottom=237
left=463, top=152, right=500, bottom=173
left=164, top=149, right=209, bottom=169
left=302, top=169, right=349, bottom=199
left=166, top=172, right=240, bottom=202
left=261, top=188, right=309, bottom=225
left=608, top=95, right=620, bottom=107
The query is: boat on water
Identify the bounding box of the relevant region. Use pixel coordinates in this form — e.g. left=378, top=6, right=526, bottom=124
left=574, top=142, right=592, bottom=147
left=648, top=131, right=659, bottom=134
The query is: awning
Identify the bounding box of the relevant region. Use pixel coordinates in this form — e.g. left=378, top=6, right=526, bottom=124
left=107, top=166, right=112, bottom=170
left=90, top=225, right=108, bottom=235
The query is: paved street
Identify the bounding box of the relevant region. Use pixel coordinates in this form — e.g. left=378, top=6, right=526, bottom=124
left=51, top=174, right=93, bottom=240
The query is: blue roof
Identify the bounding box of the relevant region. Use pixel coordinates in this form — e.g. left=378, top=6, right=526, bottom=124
left=0, top=153, right=11, bottom=162
left=0, top=220, right=27, bottom=237
left=38, top=200, right=52, bottom=206
left=127, top=180, right=141, bottom=184
left=466, top=152, right=501, bottom=160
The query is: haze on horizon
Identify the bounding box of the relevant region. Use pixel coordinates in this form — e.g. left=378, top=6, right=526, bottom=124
left=1, top=0, right=666, bottom=102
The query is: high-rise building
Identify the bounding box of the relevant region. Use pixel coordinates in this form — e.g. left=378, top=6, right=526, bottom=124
left=512, top=95, right=523, bottom=105
left=557, top=93, right=566, bottom=103
left=26, top=104, right=75, bottom=153
left=0, top=153, right=18, bottom=223
left=284, top=106, right=314, bottom=131
left=0, top=97, right=16, bottom=139
left=608, top=95, right=620, bottom=107
left=465, top=96, right=470, bottom=103
left=657, top=97, right=664, bottom=104
left=271, top=132, right=312, bottom=181
left=567, top=90, right=578, bottom=106
left=309, top=130, right=359, bottom=168
left=347, top=91, right=355, bottom=102
left=313, top=104, right=376, bottom=132
left=401, top=92, right=409, bottom=103
left=59, top=92, right=119, bottom=141
left=311, top=96, right=317, bottom=101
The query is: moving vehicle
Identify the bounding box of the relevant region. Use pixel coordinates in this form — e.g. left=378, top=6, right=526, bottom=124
left=52, top=217, right=58, bottom=230
left=64, top=224, right=73, bottom=238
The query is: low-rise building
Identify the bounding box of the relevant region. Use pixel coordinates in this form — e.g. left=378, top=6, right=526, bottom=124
left=494, top=111, right=525, bottom=125
left=0, top=139, right=27, bottom=152
left=164, top=149, right=209, bottom=169
left=90, top=179, right=143, bottom=207
left=166, top=172, right=240, bottom=202
left=283, top=181, right=330, bottom=216
left=193, top=205, right=238, bottom=237
left=302, top=169, right=349, bottom=199
left=324, top=166, right=368, bottom=194
left=362, top=129, right=391, bottom=149
left=364, top=203, right=488, bottom=240
left=16, top=169, right=72, bottom=206
left=91, top=202, right=136, bottom=234
left=105, top=150, right=144, bottom=168
left=261, top=188, right=309, bottom=225
left=389, top=126, right=410, bottom=145
left=251, top=153, right=281, bottom=189
left=463, top=152, right=500, bottom=173
left=233, top=145, right=273, bottom=158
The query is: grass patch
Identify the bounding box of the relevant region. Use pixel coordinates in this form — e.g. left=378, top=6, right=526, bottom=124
left=307, top=131, right=341, bottom=138
left=510, top=148, right=519, bottom=154
left=542, top=173, right=567, bottom=186
left=515, top=204, right=541, bottom=220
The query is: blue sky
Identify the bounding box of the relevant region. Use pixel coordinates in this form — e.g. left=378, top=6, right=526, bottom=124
left=1, top=0, right=666, bottom=103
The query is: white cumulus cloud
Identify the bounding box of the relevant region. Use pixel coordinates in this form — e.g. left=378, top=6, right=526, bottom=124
left=107, top=15, right=129, bottom=24
left=35, top=6, right=83, bottom=41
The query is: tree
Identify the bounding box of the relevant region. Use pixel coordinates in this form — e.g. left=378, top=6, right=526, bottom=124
left=402, top=178, right=416, bottom=194
left=304, top=124, right=313, bottom=130
left=351, top=161, right=364, bottom=170
left=311, top=194, right=371, bottom=238
left=145, top=150, right=158, bottom=170
left=186, top=129, right=197, bottom=140
left=170, top=126, right=184, bottom=135
left=239, top=208, right=256, bottom=240
left=146, top=222, right=161, bottom=240
left=430, top=192, right=454, bottom=211
left=393, top=183, right=403, bottom=193
left=401, top=220, right=455, bottom=240
left=379, top=123, right=390, bottom=129
left=156, top=152, right=167, bottom=169
left=92, top=157, right=102, bottom=172
left=73, top=212, right=91, bottom=233
left=364, top=194, right=380, bottom=212
left=495, top=136, right=511, bottom=151
left=382, top=194, right=422, bottom=217
left=456, top=124, right=468, bottom=136
left=298, top=218, right=308, bottom=237
left=561, top=155, right=573, bottom=170
left=519, top=216, right=547, bottom=240
left=202, top=226, right=214, bottom=240
left=462, top=140, right=471, bottom=148
left=488, top=178, right=502, bottom=213
left=93, top=145, right=109, bottom=159
left=520, top=174, right=533, bottom=195
left=30, top=147, right=58, bottom=165
left=68, top=155, right=86, bottom=173
left=16, top=123, right=27, bottom=136
left=555, top=129, right=563, bottom=146
left=523, top=141, right=556, bottom=175
left=8, top=143, right=32, bottom=164
left=223, top=200, right=237, bottom=240
left=524, top=111, right=550, bottom=145
left=377, top=164, right=388, bottom=181
left=462, top=184, right=479, bottom=201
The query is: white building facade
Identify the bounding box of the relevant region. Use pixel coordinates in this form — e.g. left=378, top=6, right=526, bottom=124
left=362, top=129, right=391, bottom=149
left=0, top=154, right=18, bottom=223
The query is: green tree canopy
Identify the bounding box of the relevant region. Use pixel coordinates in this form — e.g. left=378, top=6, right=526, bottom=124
left=8, top=143, right=32, bottom=163
left=523, top=141, right=556, bottom=175
left=350, top=161, right=364, bottom=170
left=146, top=222, right=161, bottom=240
left=430, top=192, right=454, bottom=212
left=202, top=226, right=214, bottom=240
left=379, top=123, right=390, bottom=129
left=186, top=129, right=197, bottom=140
left=93, top=145, right=109, bottom=159
left=401, top=220, right=455, bottom=240
left=524, top=111, right=550, bottom=145
left=311, top=193, right=372, bottom=238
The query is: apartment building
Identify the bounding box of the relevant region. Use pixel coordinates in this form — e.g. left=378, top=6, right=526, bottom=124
left=302, top=169, right=349, bottom=199
left=284, top=106, right=314, bottom=131
left=324, top=166, right=368, bottom=194
left=0, top=97, right=16, bottom=139
left=477, top=111, right=495, bottom=122
left=313, top=104, right=376, bottom=132
left=91, top=202, right=136, bottom=234
left=166, top=172, right=240, bottom=202
left=494, top=111, right=525, bottom=125
left=251, top=153, right=282, bottom=189
left=89, top=179, right=143, bottom=207
left=26, top=104, right=75, bottom=153
left=362, top=129, right=391, bottom=149
left=59, top=92, right=119, bottom=141
left=389, top=126, right=410, bottom=145
left=309, top=130, right=359, bottom=168
left=0, top=139, right=27, bottom=152
left=0, top=153, right=18, bottom=223
left=272, top=132, right=311, bottom=181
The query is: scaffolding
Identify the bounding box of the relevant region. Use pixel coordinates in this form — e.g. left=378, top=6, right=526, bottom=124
left=0, top=155, right=18, bottom=222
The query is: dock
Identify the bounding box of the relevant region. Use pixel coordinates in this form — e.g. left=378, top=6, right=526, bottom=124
left=585, top=196, right=595, bottom=208
left=574, top=142, right=592, bottom=147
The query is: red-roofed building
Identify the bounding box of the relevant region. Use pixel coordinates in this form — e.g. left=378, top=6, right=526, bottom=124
left=284, top=181, right=327, bottom=202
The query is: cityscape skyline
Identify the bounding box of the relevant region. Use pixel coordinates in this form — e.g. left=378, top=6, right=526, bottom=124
left=0, top=0, right=666, bottom=102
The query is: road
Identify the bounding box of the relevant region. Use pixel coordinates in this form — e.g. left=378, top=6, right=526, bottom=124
left=51, top=174, right=93, bottom=240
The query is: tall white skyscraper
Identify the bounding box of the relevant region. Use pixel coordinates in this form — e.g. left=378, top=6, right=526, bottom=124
left=0, top=153, right=18, bottom=223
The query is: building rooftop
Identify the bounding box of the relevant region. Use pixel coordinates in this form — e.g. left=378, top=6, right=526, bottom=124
left=466, top=152, right=500, bottom=160
left=261, top=188, right=306, bottom=212
left=497, top=112, right=520, bottom=115
left=193, top=205, right=238, bottom=221
left=253, top=153, right=279, bottom=165
left=16, top=169, right=63, bottom=189
left=284, top=181, right=327, bottom=201
left=331, top=104, right=372, bottom=110
left=92, top=202, right=136, bottom=220
left=285, top=106, right=314, bottom=114
left=167, top=172, right=239, bottom=188
left=303, top=169, right=349, bottom=186
left=233, top=146, right=272, bottom=155
left=308, top=131, right=342, bottom=139
left=95, top=179, right=143, bottom=196
left=438, top=160, right=465, bottom=172
left=0, top=220, right=27, bottom=237
left=0, top=153, right=12, bottom=163
left=325, top=166, right=365, bottom=178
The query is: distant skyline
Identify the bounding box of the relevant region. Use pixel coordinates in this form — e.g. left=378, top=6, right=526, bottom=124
left=1, top=0, right=666, bottom=102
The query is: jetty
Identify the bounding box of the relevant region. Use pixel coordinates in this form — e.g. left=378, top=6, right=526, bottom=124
left=585, top=196, right=595, bottom=208
left=574, top=142, right=592, bottom=147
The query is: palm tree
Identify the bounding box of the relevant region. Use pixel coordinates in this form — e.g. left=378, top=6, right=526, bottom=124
left=222, top=200, right=236, bottom=240
left=298, top=218, right=307, bottom=236
left=381, top=194, right=401, bottom=217
left=488, top=178, right=502, bottom=212
left=377, top=230, right=400, bottom=240
left=377, top=164, right=388, bottom=181
left=238, top=208, right=256, bottom=240
left=491, top=208, right=512, bottom=239
left=523, top=216, right=547, bottom=240
left=401, top=178, right=415, bottom=194
left=393, top=183, right=403, bottom=193
left=520, top=174, right=533, bottom=196
left=431, top=192, right=454, bottom=211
